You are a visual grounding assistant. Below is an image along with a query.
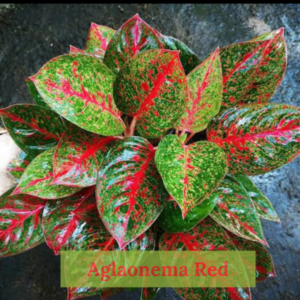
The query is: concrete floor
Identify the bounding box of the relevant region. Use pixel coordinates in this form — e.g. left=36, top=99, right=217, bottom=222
left=0, top=4, right=300, bottom=300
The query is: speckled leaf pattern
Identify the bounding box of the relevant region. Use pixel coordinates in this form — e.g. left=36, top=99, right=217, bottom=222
left=207, top=103, right=300, bottom=175
left=235, top=174, right=280, bottom=222
left=42, top=187, right=96, bottom=254
left=159, top=217, right=251, bottom=300
left=7, top=151, right=33, bottom=182
left=26, top=78, right=48, bottom=107
left=114, top=49, right=188, bottom=138
left=30, top=54, right=125, bottom=136
left=53, top=126, right=116, bottom=187
left=0, top=188, right=45, bottom=257
left=0, top=104, right=65, bottom=156
left=104, top=14, right=163, bottom=74
left=69, top=46, right=94, bottom=57
left=12, top=148, right=81, bottom=199
left=227, top=231, right=276, bottom=283
left=155, top=135, right=227, bottom=218
left=96, top=137, right=166, bottom=249
left=176, top=48, right=222, bottom=133
left=158, top=196, right=217, bottom=233
left=220, top=28, right=286, bottom=109
left=159, top=35, right=201, bottom=74
left=210, top=175, right=268, bottom=246
left=85, top=23, right=115, bottom=58
left=175, top=287, right=251, bottom=300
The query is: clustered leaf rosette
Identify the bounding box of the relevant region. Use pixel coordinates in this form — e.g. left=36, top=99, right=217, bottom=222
left=0, top=13, right=293, bottom=300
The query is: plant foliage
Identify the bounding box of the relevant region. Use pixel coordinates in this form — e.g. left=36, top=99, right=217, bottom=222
left=0, top=14, right=293, bottom=300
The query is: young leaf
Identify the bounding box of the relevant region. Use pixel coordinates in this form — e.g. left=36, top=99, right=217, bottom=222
left=0, top=104, right=65, bottom=156
left=104, top=14, right=163, bottom=74
left=220, top=28, right=286, bottom=109
left=227, top=231, right=276, bottom=283
left=159, top=218, right=251, bottom=300
left=176, top=48, right=222, bottom=133
left=30, top=54, right=125, bottom=136
left=155, top=135, right=227, bottom=218
left=85, top=23, right=115, bottom=58
left=53, top=126, right=116, bottom=187
left=26, top=78, right=48, bottom=107
left=207, top=103, right=300, bottom=175
left=114, top=49, right=188, bottom=138
left=7, top=151, right=33, bottom=182
left=209, top=175, right=268, bottom=246
left=159, top=35, right=201, bottom=74
left=158, top=196, right=217, bottom=233
left=96, top=136, right=166, bottom=249
left=234, top=174, right=280, bottom=222
left=0, top=188, right=45, bottom=257
left=12, top=148, right=81, bottom=199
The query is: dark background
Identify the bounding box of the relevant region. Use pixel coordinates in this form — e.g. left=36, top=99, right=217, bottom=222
left=0, top=4, right=300, bottom=300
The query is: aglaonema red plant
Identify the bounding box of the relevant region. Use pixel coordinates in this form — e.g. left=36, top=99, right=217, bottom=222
left=0, top=13, right=294, bottom=300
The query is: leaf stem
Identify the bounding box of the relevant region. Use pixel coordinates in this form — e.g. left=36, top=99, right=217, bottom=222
left=128, top=116, right=137, bottom=137
left=179, top=130, right=186, bottom=137
left=185, top=133, right=195, bottom=144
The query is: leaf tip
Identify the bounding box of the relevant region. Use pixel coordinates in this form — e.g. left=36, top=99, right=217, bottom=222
left=11, top=186, right=22, bottom=196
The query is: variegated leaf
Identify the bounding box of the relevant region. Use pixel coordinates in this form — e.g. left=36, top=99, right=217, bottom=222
left=30, top=54, right=125, bottom=136
left=104, top=14, right=163, bottom=74
left=159, top=35, right=201, bottom=74
left=53, top=126, right=116, bottom=187
left=0, top=104, right=65, bottom=156
left=207, top=103, right=300, bottom=175
left=85, top=23, right=115, bottom=58
left=220, top=28, right=286, bottom=109
left=155, top=135, right=227, bottom=218
left=114, top=49, right=188, bottom=138
left=158, top=196, right=217, bottom=233
left=176, top=48, right=222, bottom=133
left=0, top=188, right=45, bottom=257
left=227, top=231, right=276, bottom=283
left=96, top=137, right=166, bottom=249
left=159, top=217, right=251, bottom=300
left=210, top=175, right=268, bottom=246
left=235, top=174, right=280, bottom=222
left=7, top=151, right=33, bottom=182
left=12, top=148, right=81, bottom=199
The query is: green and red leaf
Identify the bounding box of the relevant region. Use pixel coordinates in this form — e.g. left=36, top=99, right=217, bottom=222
left=235, top=174, right=280, bottom=222
left=104, top=14, right=163, bottom=74
left=0, top=188, right=45, bottom=257
left=7, top=151, right=33, bottom=182
left=158, top=195, right=217, bottom=233
left=141, top=288, right=160, bottom=300
left=227, top=231, right=276, bottom=282
left=53, top=126, right=116, bottom=187
left=30, top=54, right=125, bottom=136
left=85, top=23, right=115, bottom=58
left=175, top=287, right=251, bottom=300
left=12, top=147, right=81, bottom=199
left=220, top=28, right=286, bottom=109
left=176, top=48, right=222, bottom=133
left=209, top=175, right=268, bottom=246
left=114, top=49, right=188, bottom=138
left=0, top=104, right=65, bottom=156
left=96, top=136, right=166, bottom=249
left=159, top=218, right=251, bottom=300
left=207, top=103, right=300, bottom=175
left=155, top=135, right=227, bottom=218
left=158, top=35, right=201, bottom=74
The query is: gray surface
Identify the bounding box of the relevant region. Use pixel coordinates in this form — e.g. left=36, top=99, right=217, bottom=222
left=0, top=4, right=300, bottom=300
